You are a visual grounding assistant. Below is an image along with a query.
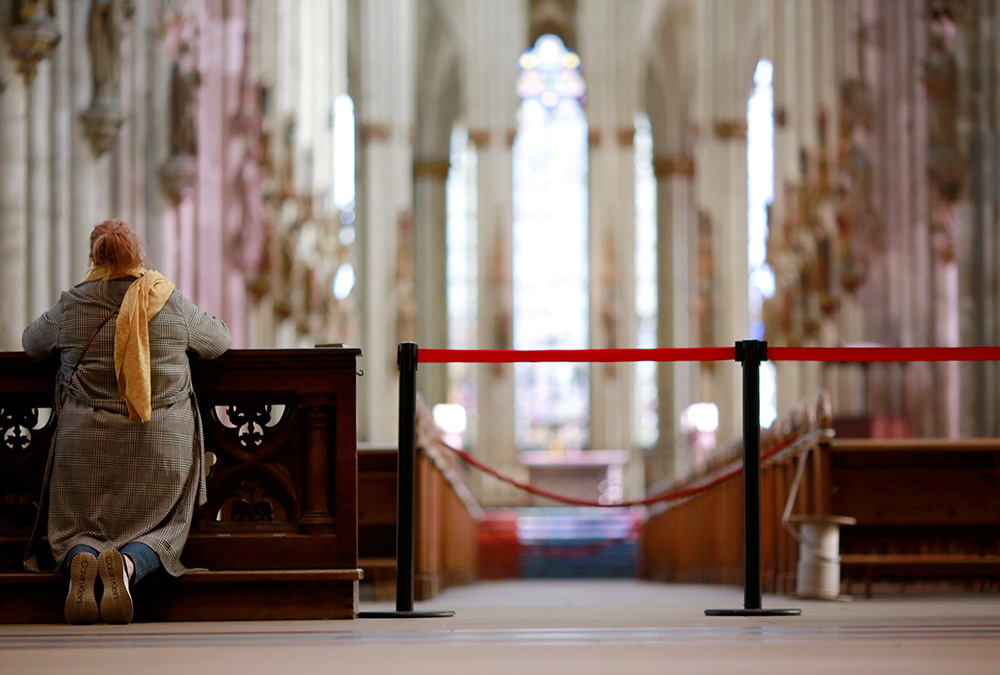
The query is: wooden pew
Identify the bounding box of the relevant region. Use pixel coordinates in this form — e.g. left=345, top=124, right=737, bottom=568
left=357, top=399, right=481, bottom=602
left=826, top=438, right=1000, bottom=597
left=640, top=396, right=837, bottom=596
left=0, top=348, right=363, bottom=622
left=358, top=443, right=399, bottom=601
left=641, top=394, right=1000, bottom=599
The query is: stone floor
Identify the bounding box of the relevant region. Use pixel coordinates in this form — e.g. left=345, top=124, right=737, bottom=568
left=2, top=579, right=998, bottom=674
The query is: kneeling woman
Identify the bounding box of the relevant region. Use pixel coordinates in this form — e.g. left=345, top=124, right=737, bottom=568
left=23, top=220, right=232, bottom=624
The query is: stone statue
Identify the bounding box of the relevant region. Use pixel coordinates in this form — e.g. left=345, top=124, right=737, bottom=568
left=925, top=1, right=962, bottom=201
left=168, top=41, right=200, bottom=157
left=87, top=0, right=133, bottom=110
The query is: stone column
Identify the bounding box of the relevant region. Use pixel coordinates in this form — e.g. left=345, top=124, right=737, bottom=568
left=71, top=0, right=97, bottom=283
left=196, top=0, right=225, bottom=317
left=350, top=0, right=416, bottom=445
left=964, top=0, right=1000, bottom=436
left=653, top=157, right=696, bottom=482
left=26, top=55, right=52, bottom=319
left=693, top=0, right=748, bottom=448
left=413, top=0, right=461, bottom=410
left=0, top=10, right=29, bottom=349
left=413, top=157, right=450, bottom=407
left=243, top=0, right=278, bottom=348
left=772, top=0, right=808, bottom=420
left=641, top=2, right=697, bottom=485
left=463, top=1, right=522, bottom=505
left=579, top=0, right=641, bottom=495
left=51, top=0, right=73, bottom=294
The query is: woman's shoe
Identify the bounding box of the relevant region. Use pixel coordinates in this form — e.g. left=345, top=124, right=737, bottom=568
left=98, top=549, right=134, bottom=624
left=64, top=552, right=100, bottom=624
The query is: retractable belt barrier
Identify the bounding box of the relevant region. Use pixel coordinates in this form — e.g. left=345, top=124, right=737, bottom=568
left=369, top=341, right=1000, bottom=619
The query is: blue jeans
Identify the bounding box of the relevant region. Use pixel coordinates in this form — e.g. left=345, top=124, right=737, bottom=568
left=63, top=542, right=161, bottom=585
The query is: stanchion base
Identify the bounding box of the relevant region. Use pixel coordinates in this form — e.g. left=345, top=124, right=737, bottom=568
left=704, top=608, right=802, bottom=616
left=358, top=610, right=456, bottom=619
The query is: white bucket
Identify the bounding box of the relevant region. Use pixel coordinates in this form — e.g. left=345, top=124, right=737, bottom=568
left=790, top=516, right=856, bottom=600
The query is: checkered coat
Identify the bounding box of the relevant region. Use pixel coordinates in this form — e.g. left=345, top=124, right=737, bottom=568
left=22, top=279, right=231, bottom=576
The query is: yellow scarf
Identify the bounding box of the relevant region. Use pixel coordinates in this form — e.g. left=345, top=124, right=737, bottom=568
left=84, top=265, right=176, bottom=421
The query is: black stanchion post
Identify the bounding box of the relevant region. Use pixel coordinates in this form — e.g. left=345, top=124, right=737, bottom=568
left=705, top=339, right=801, bottom=617
left=359, top=343, right=455, bottom=619
left=395, top=341, right=418, bottom=611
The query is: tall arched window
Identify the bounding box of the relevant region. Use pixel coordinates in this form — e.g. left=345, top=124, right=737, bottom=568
left=512, top=35, right=589, bottom=452
left=634, top=112, right=658, bottom=448
left=444, top=126, right=479, bottom=445
left=747, top=59, right=777, bottom=427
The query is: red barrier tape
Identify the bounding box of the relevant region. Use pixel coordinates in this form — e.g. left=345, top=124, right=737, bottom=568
left=438, top=432, right=801, bottom=508
left=418, top=347, right=735, bottom=364
left=768, top=346, right=1000, bottom=362
left=418, top=345, right=1000, bottom=364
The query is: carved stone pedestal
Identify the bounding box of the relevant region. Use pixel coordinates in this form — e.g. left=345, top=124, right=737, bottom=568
left=80, top=106, right=124, bottom=157
left=6, top=18, right=61, bottom=84
left=159, top=154, right=198, bottom=203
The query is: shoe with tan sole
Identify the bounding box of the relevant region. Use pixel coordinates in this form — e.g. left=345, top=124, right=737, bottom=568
left=64, top=552, right=100, bottom=624
left=98, top=549, right=133, bottom=624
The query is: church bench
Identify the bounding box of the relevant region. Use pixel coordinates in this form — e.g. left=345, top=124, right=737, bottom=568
left=0, top=348, right=364, bottom=622
left=826, top=438, right=1000, bottom=597
left=358, top=444, right=399, bottom=601
left=641, top=416, right=1000, bottom=599
left=356, top=412, right=482, bottom=603
left=839, top=554, right=1000, bottom=598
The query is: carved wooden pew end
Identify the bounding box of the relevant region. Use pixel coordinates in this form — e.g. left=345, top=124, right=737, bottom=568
left=0, top=349, right=364, bottom=622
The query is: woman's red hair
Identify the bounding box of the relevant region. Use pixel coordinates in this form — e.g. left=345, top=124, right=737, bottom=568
left=89, top=219, right=144, bottom=273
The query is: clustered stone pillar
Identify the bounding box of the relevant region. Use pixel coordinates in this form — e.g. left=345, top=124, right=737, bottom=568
left=0, top=11, right=29, bottom=350
left=463, top=1, right=522, bottom=505
left=691, top=0, right=749, bottom=448
left=350, top=0, right=416, bottom=446
left=580, top=0, right=642, bottom=493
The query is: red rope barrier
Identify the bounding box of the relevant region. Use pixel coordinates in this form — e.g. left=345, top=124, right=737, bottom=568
left=417, top=345, right=1000, bottom=364
left=768, top=346, right=1000, bottom=362
left=437, top=432, right=802, bottom=508
left=418, top=347, right=735, bottom=364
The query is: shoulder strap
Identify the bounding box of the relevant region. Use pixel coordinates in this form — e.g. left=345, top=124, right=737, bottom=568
left=59, top=305, right=119, bottom=409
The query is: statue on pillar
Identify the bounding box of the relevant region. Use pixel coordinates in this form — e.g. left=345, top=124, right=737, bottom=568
left=924, top=1, right=963, bottom=264
left=924, top=1, right=963, bottom=204
left=87, top=0, right=132, bottom=111
left=80, top=0, right=133, bottom=156
left=231, top=29, right=272, bottom=277
left=160, top=39, right=200, bottom=203
left=168, top=41, right=200, bottom=157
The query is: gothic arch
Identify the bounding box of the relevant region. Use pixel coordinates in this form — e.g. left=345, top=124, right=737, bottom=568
left=415, top=0, right=463, bottom=159
left=643, top=0, right=695, bottom=156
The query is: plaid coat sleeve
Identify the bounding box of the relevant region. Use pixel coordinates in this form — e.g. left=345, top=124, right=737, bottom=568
left=178, top=292, right=232, bottom=358
left=22, top=299, right=63, bottom=360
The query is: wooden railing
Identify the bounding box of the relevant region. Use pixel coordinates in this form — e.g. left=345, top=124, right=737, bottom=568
left=0, top=348, right=363, bottom=622
left=641, top=394, right=1000, bottom=597
left=358, top=396, right=481, bottom=601
left=641, top=402, right=828, bottom=595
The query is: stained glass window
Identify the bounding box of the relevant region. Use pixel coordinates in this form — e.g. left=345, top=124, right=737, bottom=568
left=513, top=35, right=589, bottom=452
left=333, top=94, right=357, bottom=299
left=634, top=112, right=658, bottom=448
left=747, top=59, right=777, bottom=427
